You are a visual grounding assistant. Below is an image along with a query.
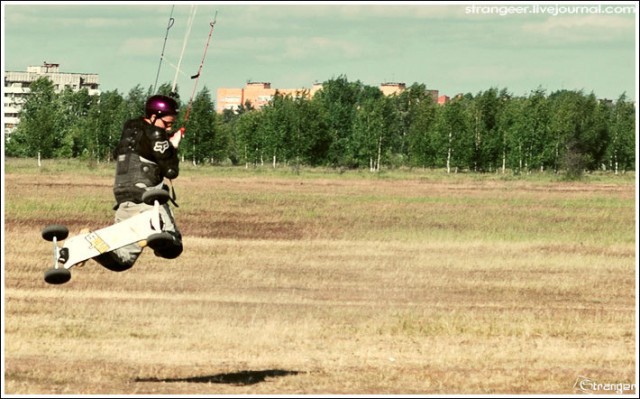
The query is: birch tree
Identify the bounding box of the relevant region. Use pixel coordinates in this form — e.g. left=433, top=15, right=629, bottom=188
left=606, top=94, right=635, bottom=174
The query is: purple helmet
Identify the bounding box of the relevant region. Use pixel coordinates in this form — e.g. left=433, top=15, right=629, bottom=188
left=145, top=95, right=179, bottom=118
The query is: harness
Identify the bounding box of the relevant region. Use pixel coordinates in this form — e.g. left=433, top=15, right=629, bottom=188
left=113, top=124, right=163, bottom=205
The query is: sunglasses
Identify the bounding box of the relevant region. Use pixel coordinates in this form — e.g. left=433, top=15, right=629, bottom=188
left=160, top=118, right=175, bottom=128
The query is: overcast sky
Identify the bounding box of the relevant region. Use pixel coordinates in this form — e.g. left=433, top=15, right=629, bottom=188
left=1, top=1, right=638, bottom=102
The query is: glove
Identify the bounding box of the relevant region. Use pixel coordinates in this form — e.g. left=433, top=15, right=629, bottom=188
left=169, top=127, right=185, bottom=148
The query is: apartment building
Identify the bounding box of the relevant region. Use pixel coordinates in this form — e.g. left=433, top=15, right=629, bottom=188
left=216, top=81, right=441, bottom=113
left=4, top=62, right=100, bottom=136
left=216, top=81, right=323, bottom=113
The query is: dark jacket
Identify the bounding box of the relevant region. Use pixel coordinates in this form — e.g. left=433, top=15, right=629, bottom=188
left=112, top=118, right=179, bottom=204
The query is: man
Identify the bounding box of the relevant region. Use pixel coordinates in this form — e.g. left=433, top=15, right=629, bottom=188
left=93, top=95, right=184, bottom=272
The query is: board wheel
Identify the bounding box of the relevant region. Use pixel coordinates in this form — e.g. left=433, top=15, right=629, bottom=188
left=146, top=232, right=174, bottom=250
left=42, top=225, right=69, bottom=241
left=142, top=189, right=170, bottom=206
left=44, top=268, right=71, bottom=285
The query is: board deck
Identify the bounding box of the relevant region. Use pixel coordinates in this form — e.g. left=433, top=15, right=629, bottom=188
left=60, top=208, right=160, bottom=269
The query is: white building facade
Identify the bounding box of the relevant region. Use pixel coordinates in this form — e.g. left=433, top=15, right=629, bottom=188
left=3, top=62, right=100, bottom=136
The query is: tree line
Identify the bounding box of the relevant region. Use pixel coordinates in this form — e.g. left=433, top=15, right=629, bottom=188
left=5, top=75, right=636, bottom=176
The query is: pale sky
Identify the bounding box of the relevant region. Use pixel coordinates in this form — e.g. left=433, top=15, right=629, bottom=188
left=2, top=1, right=638, bottom=101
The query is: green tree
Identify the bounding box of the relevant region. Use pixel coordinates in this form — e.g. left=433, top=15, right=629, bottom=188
left=7, top=78, right=61, bottom=158
left=234, top=109, right=264, bottom=168
left=84, top=90, right=126, bottom=162
left=182, top=87, right=217, bottom=165
left=261, top=91, right=328, bottom=167
left=394, top=83, right=433, bottom=164
left=606, top=94, right=635, bottom=173
left=124, top=85, right=148, bottom=121
left=312, top=75, right=361, bottom=167
left=261, top=92, right=291, bottom=168
left=469, top=88, right=503, bottom=172
left=352, top=95, right=394, bottom=171
left=518, top=88, right=550, bottom=173
left=220, top=110, right=241, bottom=165
left=548, top=90, right=609, bottom=177
left=578, top=93, right=609, bottom=171
left=437, top=96, right=472, bottom=173
left=297, top=93, right=328, bottom=167
left=406, top=93, right=438, bottom=167
left=495, top=93, right=523, bottom=173
left=548, top=90, right=579, bottom=173
left=55, top=87, right=96, bottom=158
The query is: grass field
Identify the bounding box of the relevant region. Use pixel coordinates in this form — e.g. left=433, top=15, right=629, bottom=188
left=2, top=158, right=637, bottom=394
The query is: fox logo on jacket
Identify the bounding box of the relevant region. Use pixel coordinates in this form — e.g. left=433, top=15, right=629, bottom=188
left=153, top=141, right=170, bottom=154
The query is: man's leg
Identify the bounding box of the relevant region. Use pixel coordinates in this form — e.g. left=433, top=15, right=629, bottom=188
left=149, top=203, right=183, bottom=259
left=93, top=247, right=139, bottom=272
left=93, top=202, right=147, bottom=271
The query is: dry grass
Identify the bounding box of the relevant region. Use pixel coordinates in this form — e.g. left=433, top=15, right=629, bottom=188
left=2, top=163, right=637, bottom=395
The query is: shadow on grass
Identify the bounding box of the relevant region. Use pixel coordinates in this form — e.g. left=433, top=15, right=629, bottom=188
left=135, top=369, right=301, bottom=386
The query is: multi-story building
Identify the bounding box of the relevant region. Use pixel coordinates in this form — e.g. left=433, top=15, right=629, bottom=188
left=380, top=82, right=441, bottom=103
left=216, top=81, right=442, bottom=113
left=379, top=82, right=407, bottom=96
left=438, top=95, right=450, bottom=105
left=3, top=62, right=100, bottom=136
left=216, top=81, right=322, bottom=113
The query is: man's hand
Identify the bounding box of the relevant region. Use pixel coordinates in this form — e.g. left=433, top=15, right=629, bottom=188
left=169, top=127, right=185, bottom=148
